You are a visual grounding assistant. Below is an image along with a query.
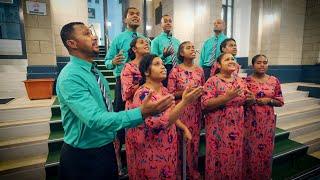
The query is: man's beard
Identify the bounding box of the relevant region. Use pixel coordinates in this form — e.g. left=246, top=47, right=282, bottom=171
left=129, top=24, right=140, bottom=30
left=91, top=50, right=99, bottom=57
left=86, top=49, right=99, bottom=58
left=214, top=29, right=222, bottom=33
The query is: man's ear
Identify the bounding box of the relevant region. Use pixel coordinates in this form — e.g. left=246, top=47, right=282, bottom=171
left=66, top=39, right=77, bottom=49
left=124, top=17, right=128, bottom=25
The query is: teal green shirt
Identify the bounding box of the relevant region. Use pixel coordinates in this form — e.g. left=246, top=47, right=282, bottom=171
left=151, top=32, right=180, bottom=65
left=104, top=29, right=145, bottom=77
left=199, top=33, right=227, bottom=67
left=56, top=55, right=143, bottom=149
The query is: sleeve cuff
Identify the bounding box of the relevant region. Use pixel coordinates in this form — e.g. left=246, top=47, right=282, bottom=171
left=105, top=60, right=114, bottom=69
left=126, top=107, right=143, bottom=127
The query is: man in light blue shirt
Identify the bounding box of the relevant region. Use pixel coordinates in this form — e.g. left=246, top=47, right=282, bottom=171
left=104, top=7, right=144, bottom=174
left=151, top=14, right=180, bottom=86
left=57, top=22, right=174, bottom=180
left=104, top=7, right=144, bottom=112
left=199, top=19, right=227, bottom=80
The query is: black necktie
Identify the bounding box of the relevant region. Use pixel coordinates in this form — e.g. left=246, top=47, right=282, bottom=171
left=91, top=62, right=113, bottom=112
left=132, top=32, right=137, bottom=39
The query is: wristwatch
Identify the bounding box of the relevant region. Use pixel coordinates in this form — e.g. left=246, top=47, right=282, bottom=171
left=269, top=99, right=274, bottom=106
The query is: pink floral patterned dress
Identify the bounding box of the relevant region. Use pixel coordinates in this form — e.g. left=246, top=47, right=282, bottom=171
left=129, top=86, right=178, bottom=180
left=167, top=65, right=205, bottom=179
left=244, top=75, right=284, bottom=179
left=120, top=62, right=142, bottom=178
left=121, top=62, right=142, bottom=109
left=201, top=75, right=248, bottom=180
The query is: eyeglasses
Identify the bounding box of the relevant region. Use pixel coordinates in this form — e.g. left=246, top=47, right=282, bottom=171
left=88, top=24, right=97, bottom=37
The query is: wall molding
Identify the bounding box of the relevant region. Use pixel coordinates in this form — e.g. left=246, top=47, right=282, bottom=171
left=244, top=64, right=320, bottom=84
left=237, top=57, right=248, bottom=69
left=56, top=56, right=70, bottom=74
left=27, top=65, right=58, bottom=79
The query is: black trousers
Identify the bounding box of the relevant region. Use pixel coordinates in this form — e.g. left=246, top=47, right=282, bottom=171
left=163, top=64, right=173, bottom=87
left=203, top=66, right=212, bottom=81
left=114, top=77, right=125, bottom=112
left=114, top=77, right=126, bottom=144
left=59, top=142, right=118, bottom=180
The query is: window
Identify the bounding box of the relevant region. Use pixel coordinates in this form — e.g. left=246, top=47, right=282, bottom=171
left=221, top=0, right=234, bottom=37
left=0, top=0, right=21, bottom=39
left=88, top=8, right=95, bottom=18
left=0, top=0, right=26, bottom=58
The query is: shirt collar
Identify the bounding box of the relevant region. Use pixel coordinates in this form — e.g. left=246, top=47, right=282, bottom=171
left=125, top=29, right=138, bottom=35
left=212, top=32, right=225, bottom=39
left=70, top=55, right=93, bottom=72
left=161, top=31, right=172, bottom=38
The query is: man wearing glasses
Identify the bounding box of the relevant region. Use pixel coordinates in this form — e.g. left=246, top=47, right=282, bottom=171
left=57, top=22, right=174, bottom=179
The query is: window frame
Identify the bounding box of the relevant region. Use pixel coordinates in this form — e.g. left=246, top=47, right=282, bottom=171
left=221, top=0, right=234, bottom=37
left=0, top=0, right=26, bottom=59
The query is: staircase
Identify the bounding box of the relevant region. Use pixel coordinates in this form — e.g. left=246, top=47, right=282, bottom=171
left=0, top=97, right=54, bottom=180
left=277, top=83, right=320, bottom=160
left=274, top=83, right=320, bottom=179
left=95, top=45, right=116, bottom=91
left=45, top=98, right=62, bottom=180
left=0, top=59, right=54, bottom=179
left=94, top=58, right=116, bottom=91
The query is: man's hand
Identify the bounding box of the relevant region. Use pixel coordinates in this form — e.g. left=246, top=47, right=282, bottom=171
left=140, top=91, right=175, bottom=118
left=163, top=46, right=174, bottom=58
left=112, top=51, right=125, bottom=65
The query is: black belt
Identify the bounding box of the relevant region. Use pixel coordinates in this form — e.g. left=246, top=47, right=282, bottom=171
left=203, top=65, right=212, bottom=68
left=63, top=142, right=114, bottom=153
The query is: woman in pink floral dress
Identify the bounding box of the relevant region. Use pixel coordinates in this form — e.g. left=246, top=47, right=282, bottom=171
left=167, top=41, right=205, bottom=179
left=130, top=54, right=203, bottom=179
left=120, top=37, right=149, bottom=177
left=244, top=54, right=284, bottom=179
left=201, top=53, right=254, bottom=179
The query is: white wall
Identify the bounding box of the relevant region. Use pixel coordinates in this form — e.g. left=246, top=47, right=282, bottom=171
left=50, top=0, right=88, bottom=56
left=233, top=0, right=251, bottom=57
left=173, top=0, right=195, bottom=43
